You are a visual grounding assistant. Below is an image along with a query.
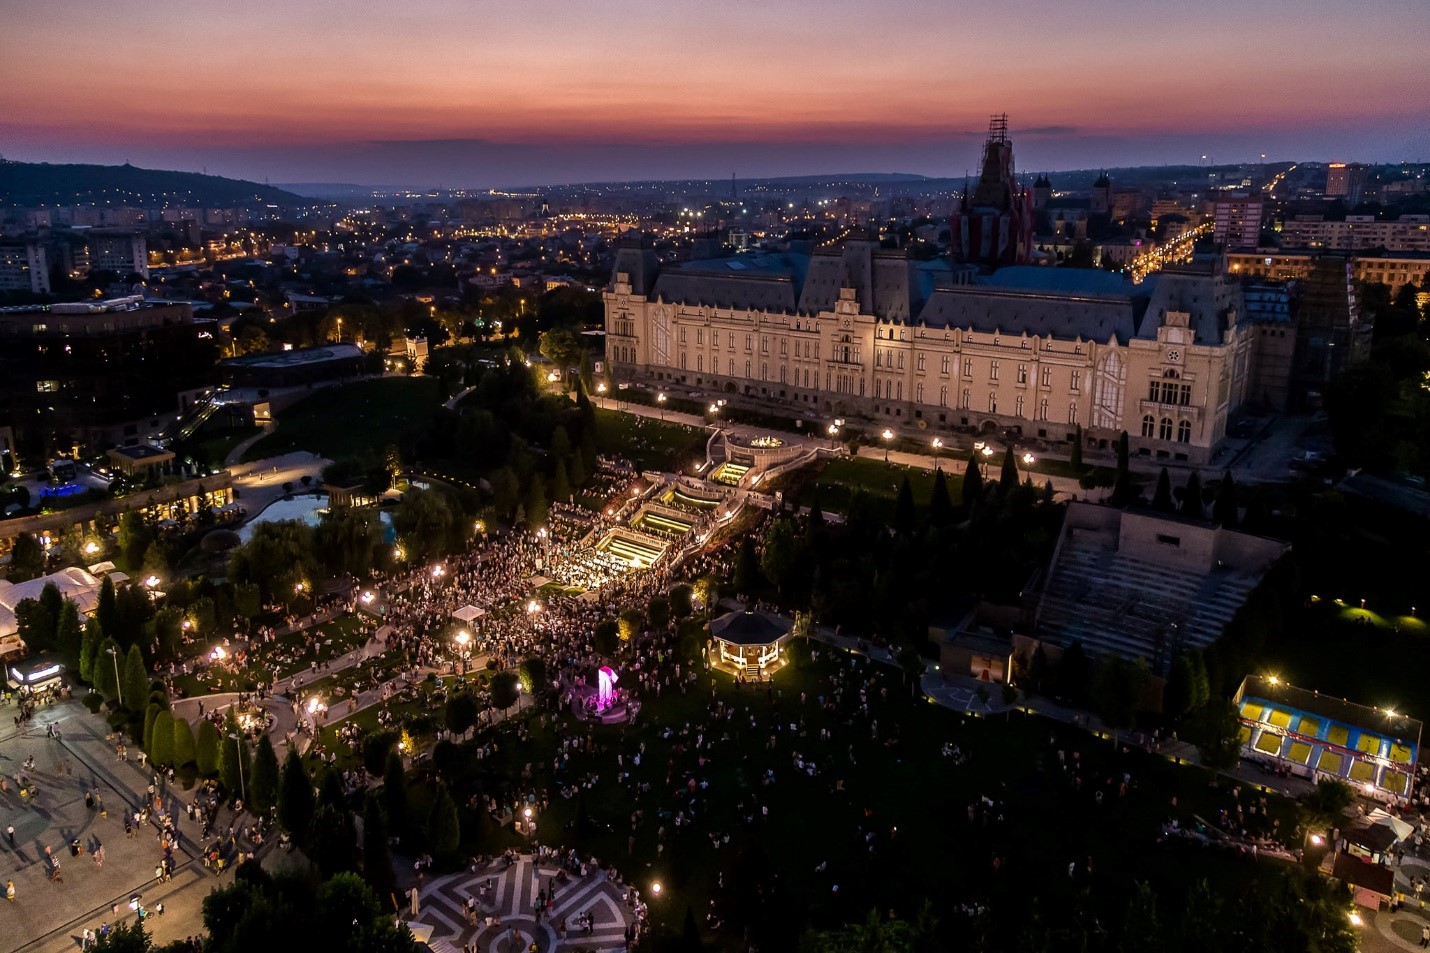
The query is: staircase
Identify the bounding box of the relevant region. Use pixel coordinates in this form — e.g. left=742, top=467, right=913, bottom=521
left=164, top=392, right=227, bottom=444
left=744, top=662, right=760, bottom=681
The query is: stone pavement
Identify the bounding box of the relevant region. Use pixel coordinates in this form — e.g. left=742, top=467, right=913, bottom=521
left=1, top=700, right=247, bottom=953
left=416, top=854, right=633, bottom=953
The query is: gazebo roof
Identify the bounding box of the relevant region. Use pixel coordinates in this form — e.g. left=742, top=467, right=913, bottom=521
left=711, top=608, right=794, bottom=646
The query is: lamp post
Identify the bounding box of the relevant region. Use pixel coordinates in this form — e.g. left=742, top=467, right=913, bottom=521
left=881, top=429, right=894, bottom=462
left=227, top=732, right=247, bottom=807
left=455, top=631, right=470, bottom=677
left=107, top=646, right=123, bottom=708
left=932, top=437, right=943, bottom=469
left=656, top=392, right=667, bottom=420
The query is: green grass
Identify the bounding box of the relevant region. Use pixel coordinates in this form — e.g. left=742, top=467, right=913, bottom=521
left=171, top=615, right=372, bottom=698
left=594, top=407, right=707, bottom=472
left=456, top=646, right=1298, bottom=945
left=789, top=456, right=962, bottom=519
left=241, top=377, right=442, bottom=462
left=179, top=425, right=262, bottom=469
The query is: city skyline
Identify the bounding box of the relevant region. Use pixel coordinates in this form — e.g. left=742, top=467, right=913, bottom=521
left=3, top=0, right=1428, bottom=188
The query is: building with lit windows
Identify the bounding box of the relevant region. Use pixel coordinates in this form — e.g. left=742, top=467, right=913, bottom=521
left=606, top=239, right=1257, bottom=465
left=1225, top=248, right=1430, bottom=295
left=1213, top=196, right=1264, bottom=248
left=1279, top=215, right=1430, bottom=253
left=0, top=240, right=50, bottom=295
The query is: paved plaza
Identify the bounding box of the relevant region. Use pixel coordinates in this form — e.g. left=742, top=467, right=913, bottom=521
left=417, top=854, right=634, bottom=953
left=1, top=701, right=223, bottom=953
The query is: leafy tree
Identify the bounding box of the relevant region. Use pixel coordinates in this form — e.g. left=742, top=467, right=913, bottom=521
left=122, top=644, right=149, bottom=713
left=8, top=532, right=45, bottom=580
left=1298, top=779, right=1355, bottom=832
left=140, top=540, right=170, bottom=579
left=249, top=734, right=280, bottom=815
left=227, top=519, right=317, bottom=603
left=154, top=606, right=184, bottom=658
left=444, top=692, right=479, bottom=737
left=550, top=458, right=571, bottom=503
left=1164, top=652, right=1196, bottom=720
left=490, top=670, right=520, bottom=712
left=760, top=518, right=800, bottom=594
left=278, top=747, right=315, bottom=836
left=118, top=511, right=152, bottom=568
left=54, top=598, right=82, bottom=661
left=617, top=607, right=643, bottom=642
left=79, top=616, right=102, bottom=682
left=518, top=656, right=547, bottom=695
left=219, top=717, right=250, bottom=801
left=91, top=920, right=153, bottom=953
left=429, top=786, right=461, bottom=858
left=196, top=718, right=221, bottom=777
left=14, top=598, right=56, bottom=653
left=1120, top=881, right=1161, bottom=953
left=647, top=594, right=671, bottom=631
left=594, top=618, right=620, bottom=656
left=1093, top=656, right=1148, bottom=731
left=310, top=803, right=356, bottom=877
left=733, top=536, right=762, bottom=596
left=1212, top=471, right=1238, bottom=526
left=525, top=477, right=548, bottom=528
left=893, top=476, right=916, bottom=533
left=961, top=452, right=983, bottom=510
left=1189, top=698, right=1242, bottom=769
left=549, top=425, right=572, bottom=460
left=1152, top=467, right=1175, bottom=512
left=173, top=715, right=197, bottom=769
left=149, top=710, right=175, bottom=768
left=233, top=581, right=262, bottom=623
left=669, top=584, right=694, bottom=620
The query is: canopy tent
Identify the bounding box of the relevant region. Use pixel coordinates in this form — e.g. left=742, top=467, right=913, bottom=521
left=87, top=561, right=117, bottom=575
left=451, top=605, right=485, bottom=624
left=1367, top=808, right=1414, bottom=842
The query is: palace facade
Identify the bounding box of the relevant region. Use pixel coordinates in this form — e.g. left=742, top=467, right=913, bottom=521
left=605, top=238, right=1255, bottom=464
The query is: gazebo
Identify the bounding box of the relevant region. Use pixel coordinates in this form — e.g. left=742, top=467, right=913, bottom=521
left=710, top=607, right=795, bottom=677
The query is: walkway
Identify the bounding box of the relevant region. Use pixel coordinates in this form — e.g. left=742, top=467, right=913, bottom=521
left=416, top=853, right=634, bottom=953
left=223, top=422, right=276, bottom=467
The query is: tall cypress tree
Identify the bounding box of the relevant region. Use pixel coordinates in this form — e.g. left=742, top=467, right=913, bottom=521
left=362, top=794, right=397, bottom=903
left=961, top=452, right=983, bottom=511
left=248, top=734, right=280, bottom=815
left=1111, top=431, right=1133, bottom=505
left=97, top=576, right=118, bottom=640
left=1152, top=467, right=1175, bottom=512
left=383, top=751, right=407, bottom=837
left=928, top=468, right=953, bottom=528
left=1182, top=471, right=1204, bottom=518
left=999, top=446, right=1019, bottom=491
left=79, top=617, right=102, bottom=683
left=122, top=644, right=149, bottom=713
left=278, top=747, right=315, bottom=837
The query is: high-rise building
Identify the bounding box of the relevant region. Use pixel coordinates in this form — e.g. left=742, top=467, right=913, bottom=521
left=1279, top=215, right=1430, bottom=252
left=1325, top=162, right=1366, bottom=202
left=0, top=241, right=50, bottom=295
left=1213, top=196, right=1264, bottom=248
left=90, top=230, right=149, bottom=280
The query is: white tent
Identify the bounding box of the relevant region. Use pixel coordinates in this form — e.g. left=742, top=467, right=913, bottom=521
left=1367, top=808, right=1414, bottom=843
left=451, top=605, right=485, bottom=624
left=0, top=566, right=103, bottom=641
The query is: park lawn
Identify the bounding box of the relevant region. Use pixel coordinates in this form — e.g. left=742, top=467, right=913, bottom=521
left=179, top=425, right=262, bottom=469
left=459, top=647, right=1297, bottom=945
left=171, top=614, right=372, bottom=699
left=594, top=408, right=707, bottom=473
left=241, top=376, right=442, bottom=462
left=791, top=456, right=960, bottom=520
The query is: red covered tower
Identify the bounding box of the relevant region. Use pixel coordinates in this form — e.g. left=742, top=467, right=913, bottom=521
left=951, top=114, right=1034, bottom=270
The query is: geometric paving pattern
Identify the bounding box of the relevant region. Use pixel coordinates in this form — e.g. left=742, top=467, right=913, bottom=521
left=417, top=854, right=631, bottom=953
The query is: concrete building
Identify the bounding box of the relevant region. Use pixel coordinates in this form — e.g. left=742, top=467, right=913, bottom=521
left=1325, top=162, right=1366, bottom=202
left=1225, top=248, right=1430, bottom=294
left=606, top=237, right=1257, bottom=465
left=0, top=240, right=50, bottom=294
left=90, top=230, right=149, bottom=280
left=1213, top=196, right=1264, bottom=248
left=1279, top=215, right=1430, bottom=253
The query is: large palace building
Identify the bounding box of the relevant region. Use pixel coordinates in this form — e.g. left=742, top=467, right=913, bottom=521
left=605, top=121, right=1258, bottom=465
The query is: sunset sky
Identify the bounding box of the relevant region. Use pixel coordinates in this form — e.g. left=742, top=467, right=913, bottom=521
left=3, top=0, right=1427, bottom=188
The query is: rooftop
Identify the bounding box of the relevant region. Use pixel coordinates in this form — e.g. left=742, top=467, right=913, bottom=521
left=222, top=343, right=364, bottom=370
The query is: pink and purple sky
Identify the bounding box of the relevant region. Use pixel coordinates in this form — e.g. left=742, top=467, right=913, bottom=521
left=3, top=0, right=1426, bottom=187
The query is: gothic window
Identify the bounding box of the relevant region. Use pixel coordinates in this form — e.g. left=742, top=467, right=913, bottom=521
left=961, top=388, right=970, bottom=410
left=876, top=350, right=883, bottom=368
left=897, top=353, right=905, bottom=370
left=1177, top=419, right=1192, bottom=443
left=1092, top=351, right=1125, bottom=430
left=1016, top=395, right=1025, bottom=417
left=679, top=327, right=687, bottom=343
left=963, top=358, right=973, bottom=377
left=1159, top=417, right=1173, bottom=440
left=1179, top=384, right=1192, bottom=406
left=1142, top=414, right=1155, bottom=437
left=941, top=355, right=950, bottom=375
left=1041, top=367, right=1052, bottom=387
left=780, top=340, right=788, bottom=357
left=1038, top=398, right=1049, bottom=421
left=940, top=385, right=948, bottom=407
left=916, top=383, right=924, bottom=403
left=745, top=334, right=752, bottom=352
left=989, top=393, right=997, bottom=413
left=1149, top=381, right=1161, bottom=402
left=1069, top=403, right=1079, bottom=425
left=1070, top=370, right=1081, bottom=391
left=917, top=354, right=926, bottom=372
left=745, top=360, right=751, bottom=378
left=697, top=329, right=704, bottom=345
left=697, top=354, right=704, bottom=372
left=896, top=381, right=902, bottom=400
left=990, top=361, right=1000, bottom=381
left=1017, top=364, right=1028, bottom=384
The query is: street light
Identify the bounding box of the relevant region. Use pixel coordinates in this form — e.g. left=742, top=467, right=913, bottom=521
left=932, top=437, right=943, bottom=468
left=1022, top=452, right=1035, bottom=466
left=107, top=646, right=123, bottom=708
left=881, top=429, right=894, bottom=462
left=227, top=732, right=247, bottom=806
left=455, top=631, right=470, bottom=676
left=657, top=392, right=667, bottom=420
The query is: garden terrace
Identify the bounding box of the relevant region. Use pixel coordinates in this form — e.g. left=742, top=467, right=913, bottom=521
left=630, top=504, right=695, bottom=540
left=711, top=461, right=749, bottom=486
left=661, top=482, right=723, bottom=511
left=594, top=529, right=667, bottom=569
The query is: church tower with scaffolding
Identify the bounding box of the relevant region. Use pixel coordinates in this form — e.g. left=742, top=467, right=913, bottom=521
left=951, top=114, right=1034, bottom=271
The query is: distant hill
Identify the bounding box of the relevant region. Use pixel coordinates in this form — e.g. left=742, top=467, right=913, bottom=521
left=0, top=160, right=310, bottom=207
left=274, top=182, right=386, bottom=200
